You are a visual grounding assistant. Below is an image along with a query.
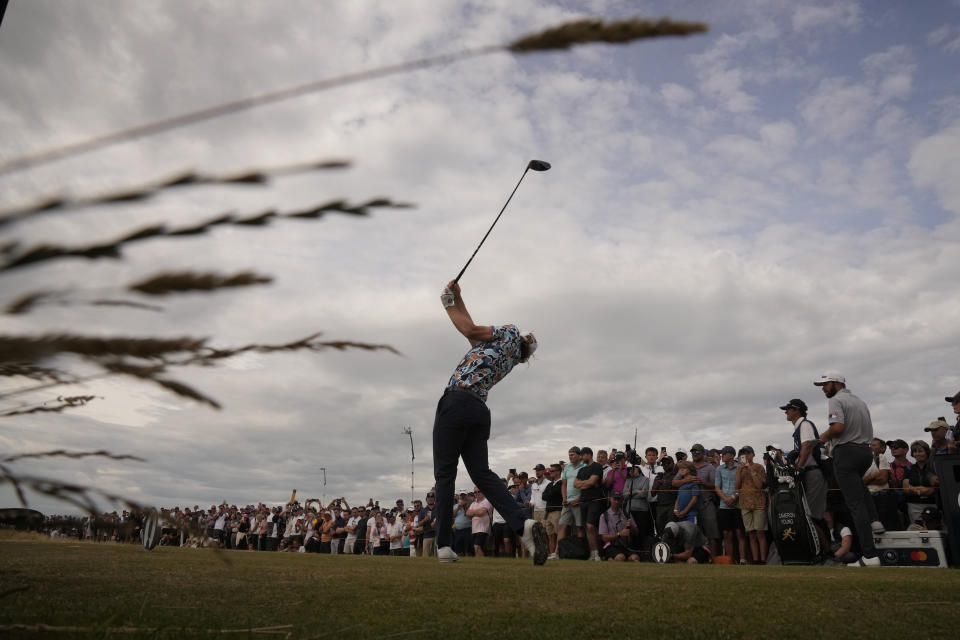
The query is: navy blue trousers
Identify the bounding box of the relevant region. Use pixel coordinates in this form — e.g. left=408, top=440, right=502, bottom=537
left=433, top=390, right=525, bottom=549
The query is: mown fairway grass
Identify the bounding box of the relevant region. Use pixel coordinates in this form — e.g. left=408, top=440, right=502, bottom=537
left=1, top=535, right=959, bottom=639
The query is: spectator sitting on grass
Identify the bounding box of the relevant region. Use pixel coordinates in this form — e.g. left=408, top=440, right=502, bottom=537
left=823, top=507, right=859, bottom=565
left=598, top=491, right=639, bottom=562
left=673, top=461, right=699, bottom=523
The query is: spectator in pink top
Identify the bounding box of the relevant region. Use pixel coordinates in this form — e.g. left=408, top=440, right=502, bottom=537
left=466, top=487, right=493, bottom=557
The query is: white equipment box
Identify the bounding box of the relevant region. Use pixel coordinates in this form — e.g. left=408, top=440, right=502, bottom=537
left=874, top=530, right=950, bottom=568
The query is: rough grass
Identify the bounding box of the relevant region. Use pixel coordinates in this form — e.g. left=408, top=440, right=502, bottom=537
left=1, top=539, right=959, bottom=639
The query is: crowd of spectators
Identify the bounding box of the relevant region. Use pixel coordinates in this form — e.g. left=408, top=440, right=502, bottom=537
left=44, top=391, right=959, bottom=565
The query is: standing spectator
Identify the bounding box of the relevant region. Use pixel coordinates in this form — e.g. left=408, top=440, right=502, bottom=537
left=886, top=439, right=912, bottom=529
left=558, top=447, right=585, bottom=544
left=574, top=446, right=604, bottom=562
left=926, top=418, right=956, bottom=456
left=491, top=500, right=513, bottom=557
left=417, top=492, right=437, bottom=558
left=598, top=492, right=639, bottom=561
left=452, top=492, right=473, bottom=556
left=781, top=398, right=828, bottom=551
left=530, top=465, right=548, bottom=529
left=604, top=452, right=629, bottom=497
left=735, top=446, right=768, bottom=564
left=343, top=507, right=359, bottom=554
left=902, top=440, right=940, bottom=524
left=467, top=487, right=493, bottom=557
left=715, top=446, right=746, bottom=563
left=946, top=390, right=960, bottom=442
left=432, top=281, right=546, bottom=565
left=369, top=514, right=388, bottom=556
left=639, top=447, right=664, bottom=527
left=404, top=507, right=418, bottom=556
left=679, top=443, right=719, bottom=557
left=814, top=371, right=883, bottom=566
left=542, top=463, right=564, bottom=559
left=386, top=512, right=405, bottom=556
left=622, top=463, right=653, bottom=540
left=865, top=438, right=899, bottom=532
left=365, top=507, right=380, bottom=555
left=652, top=456, right=678, bottom=536
left=673, top=461, right=700, bottom=523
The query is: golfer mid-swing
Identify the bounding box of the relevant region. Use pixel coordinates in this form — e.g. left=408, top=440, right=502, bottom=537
left=432, top=280, right=548, bottom=564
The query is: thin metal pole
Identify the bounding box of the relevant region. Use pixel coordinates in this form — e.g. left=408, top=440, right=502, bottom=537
left=402, top=427, right=415, bottom=503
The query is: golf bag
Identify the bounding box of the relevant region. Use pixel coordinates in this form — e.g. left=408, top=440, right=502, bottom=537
left=766, top=452, right=821, bottom=565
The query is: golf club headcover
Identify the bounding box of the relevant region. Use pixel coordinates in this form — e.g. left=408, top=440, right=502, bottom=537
left=441, top=287, right=455, bottom=309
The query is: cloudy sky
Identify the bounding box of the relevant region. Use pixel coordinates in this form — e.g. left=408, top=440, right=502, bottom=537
left=2, top=0, right=959, bottom=514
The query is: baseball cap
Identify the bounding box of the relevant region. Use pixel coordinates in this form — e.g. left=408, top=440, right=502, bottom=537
left=612, top=451, right=626, bottom=461
left=740, top=445, right=755, bottom=454
left=675, top=447, right=688, bottom=457
left=779, top=399, right=808, bottom=412
left=814, top=371, right=845, bottom=386
left=720, top=446, right=736, bottom=455
left=925, top=419, right=950, bottom=432
left=945, top=391, right=960, bottom=403
left=534, top=464, right=546, bottom=471
left=885, top=439, right=908, bottom=449
left=690, top=444, right=705, bottom=454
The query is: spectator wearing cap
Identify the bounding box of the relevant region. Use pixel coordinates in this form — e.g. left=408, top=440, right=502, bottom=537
left=902, top=440, right=940, bottom=525
left=530, top=464, right=548, bottom=527
left=715, top=445, right=747, bottom=563
left=541, top=463, right=564, bottom=559
left=513, top=472, right=533, bottom=522
left=573, top=446, right=605, bottom=562
left=598, top=492, right=639, bottom=561
left=814, top=371, right=884, bottom=566
left=416, top=492, right=437, bottom=557
left=674, top=443, right=719, bottom=557
left=925, top=418, right=957, bottom=456
left=886, top=438, right=912, bottom=529
left=343, top=507, right=360, bottom=554
left=603, top=451, right=629, bottom=497
left=946, top=390, right=960, bottom=443
left=386, top=511, right=405, bottom=556
left=675, top=448, right=688, bottom=463
left=672, top=461, right=700, bottom=524
left=735, top=446, right=768, bottom=564
left=865, top=438, right=899, bottom=532
left=661, top=520, right=711, bottom=564
left=907, top=505, right=943, bottom=532
left=558, top=447, right=586, bottom=545
left=780, top=397, right=829, bottom=551
left=452, top=492, right=473, bottom=556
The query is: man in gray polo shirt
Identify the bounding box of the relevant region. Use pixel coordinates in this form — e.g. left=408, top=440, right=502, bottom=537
left=814, top=371, right=883, bottom=566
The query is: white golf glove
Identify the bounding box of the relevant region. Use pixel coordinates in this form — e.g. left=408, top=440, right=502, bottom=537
left=441, top=286, right=455, bottom=309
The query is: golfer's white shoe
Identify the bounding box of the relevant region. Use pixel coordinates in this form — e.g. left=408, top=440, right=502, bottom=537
left=521, top=519, right=548, bottom=566
left=847, top=555, right=882, bottom=567
left=437, top=546, right=458, bottom=563
left=870, top=521, right=885, bottom=534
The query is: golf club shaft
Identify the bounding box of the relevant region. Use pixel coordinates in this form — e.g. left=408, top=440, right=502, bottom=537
left=454, top=167, right=530, bottom=284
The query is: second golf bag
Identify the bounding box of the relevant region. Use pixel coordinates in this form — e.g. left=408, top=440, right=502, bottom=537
left=766, top=451, right=821, bottom=564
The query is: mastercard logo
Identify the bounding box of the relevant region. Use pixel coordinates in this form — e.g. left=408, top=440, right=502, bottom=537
left=909, top=550, right=928, bottom=562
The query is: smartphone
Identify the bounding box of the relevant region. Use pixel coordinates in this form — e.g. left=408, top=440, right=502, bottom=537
left=661, top=447, right=667, bottom=453
left=739, top=455, right=747, bottom=465
left=509, top=468, right=517, bottom=475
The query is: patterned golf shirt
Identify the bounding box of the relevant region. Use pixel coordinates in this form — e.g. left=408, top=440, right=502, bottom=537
left=446, top=324, right=523, bottom=402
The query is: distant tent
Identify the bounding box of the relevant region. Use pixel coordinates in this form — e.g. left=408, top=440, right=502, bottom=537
left=0, top=508, right=45, bottom=530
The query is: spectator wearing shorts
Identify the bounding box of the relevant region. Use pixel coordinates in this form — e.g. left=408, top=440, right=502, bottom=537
left=735, top=446, right=768, bottom=564
left=558, top=447, right=585, bottom=543
left=715, top=445, right=746, bottom=563
left=574, top=446, right=605, bottom=562
left=542, top=463, right=564, bottom=559
left=467, top=488, right=493, bottom=557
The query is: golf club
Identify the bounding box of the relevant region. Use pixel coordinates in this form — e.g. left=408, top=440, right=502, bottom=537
left=453, top=159, right=551, bottom=283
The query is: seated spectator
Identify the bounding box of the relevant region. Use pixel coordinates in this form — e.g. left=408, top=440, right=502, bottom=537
left=673, top=461, right=699, bottom=523
left=907, top=505, right=943, bottom=532
left=598, top=492, right=639, bottom=561
left=823, top=507, right=860, bottom=565
left=902, top=440, right=939, bottom=524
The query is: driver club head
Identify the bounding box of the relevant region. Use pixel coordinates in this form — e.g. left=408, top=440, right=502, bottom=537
left=527, top=159, right=551, bottom=171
